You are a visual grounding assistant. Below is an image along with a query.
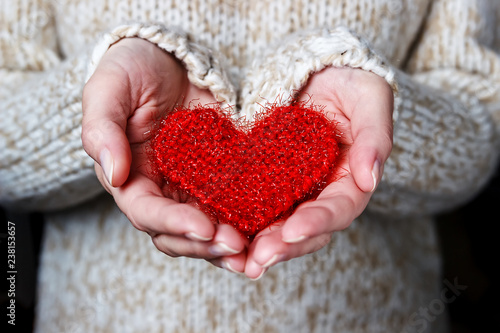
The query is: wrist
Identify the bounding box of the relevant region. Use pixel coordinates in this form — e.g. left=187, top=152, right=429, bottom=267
left=85, top=23, right=236, bottom=108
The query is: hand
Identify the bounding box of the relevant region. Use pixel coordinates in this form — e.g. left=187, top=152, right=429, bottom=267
left=244, top=67, right=394, bottom=279
left=82, top=38, right=247, bottom=272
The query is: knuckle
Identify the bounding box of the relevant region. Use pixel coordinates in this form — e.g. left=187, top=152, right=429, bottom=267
left=314, top=233, right=332, bottom=251
left=155, top=240, right=181, bottom=258
left=164, top=249, right=181, bottom=258
left=187, top=244, right=211, bottom=259
left=127, top=215, right=144, bottom=232
left=312, top=205, right=336, bottom=226
left=151, top=235, right=176, bottom=257
left=125, top=203, right=148, bottom=233
left=380, top=127, right=394, bottom=159
left=337, top=196, right=357, bottom=230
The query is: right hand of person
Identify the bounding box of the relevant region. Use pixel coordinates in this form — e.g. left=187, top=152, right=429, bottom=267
left=81, top=38, right=248, bottom=273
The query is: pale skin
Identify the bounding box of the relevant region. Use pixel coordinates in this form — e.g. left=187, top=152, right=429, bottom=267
left=82, top=38, right=393, bottom=279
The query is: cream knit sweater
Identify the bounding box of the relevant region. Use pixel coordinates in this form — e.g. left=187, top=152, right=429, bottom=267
left=1, top=0, right=499, bottom=332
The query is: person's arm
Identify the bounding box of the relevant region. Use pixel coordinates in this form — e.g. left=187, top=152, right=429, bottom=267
left=241, top=0, right=500, bottom=277
left=244, top=2, right=500, bottom=218
left=0, top=2, right=102, bottom=211
left=371, top=0, right=500, bottom=215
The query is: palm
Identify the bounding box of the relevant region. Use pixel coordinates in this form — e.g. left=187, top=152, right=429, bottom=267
left=125, top=78, right=212, bottom=199
left=96, top=38, right=216, bottom=195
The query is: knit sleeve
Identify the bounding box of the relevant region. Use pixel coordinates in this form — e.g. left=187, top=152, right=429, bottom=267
left=370, top=0, right=500, bottom=215
left=0, top=1, right=103, bottom=211
left=239, top=20, right=499, bottom=216
left=85, top=23, right=236, bottom=108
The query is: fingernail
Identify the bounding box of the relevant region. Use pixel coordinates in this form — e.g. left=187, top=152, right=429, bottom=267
left=283, top=234, right=307, bottom=243
left=209, top=242, right=240, bottom=256
left=250, top=268, right=267, bottom=281
left=262, top=253, right=285, bottom=268
left=100, top=148, right=114, bottom=186
left=186, top=232, right=212, bottom=242
left=221, top=261, right=240, bottom=274
left=371, top=159, right=381, bottom=192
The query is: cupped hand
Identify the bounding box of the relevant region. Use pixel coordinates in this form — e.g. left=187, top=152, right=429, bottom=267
left=244, top=67, right=394, bottom=279
left=82, top=38, right=247, bottom=272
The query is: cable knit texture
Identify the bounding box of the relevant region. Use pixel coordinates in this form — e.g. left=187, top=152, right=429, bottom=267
left=1, top=0, right=499, bottom=332
left=240, top=27, right=398, bottom=121
left=86, top=23, right=237, bottom=109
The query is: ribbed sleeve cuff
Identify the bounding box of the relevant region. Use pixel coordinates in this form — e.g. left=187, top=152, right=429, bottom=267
left=240, top=26, right=399, bottom=121
left=0, top=56, right=102, bottom=212
left=85, top=23, right=236, bottom=110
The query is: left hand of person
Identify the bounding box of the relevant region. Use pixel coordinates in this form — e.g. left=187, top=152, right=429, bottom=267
left=243, top=67, right=394, bottom=279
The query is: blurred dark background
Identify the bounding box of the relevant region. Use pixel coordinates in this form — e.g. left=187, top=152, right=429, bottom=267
left=1, top=166, right=499, bottom=332
left=1, top=209, right=44, bottom=333
left=435, top=165, right=500, bottom=333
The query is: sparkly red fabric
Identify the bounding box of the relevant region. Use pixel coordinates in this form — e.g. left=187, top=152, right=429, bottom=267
left=150, top=103, right=341, bottom=237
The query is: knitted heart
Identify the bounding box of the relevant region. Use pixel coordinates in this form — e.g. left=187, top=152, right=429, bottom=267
left=150, top=103, right=341, bottom=237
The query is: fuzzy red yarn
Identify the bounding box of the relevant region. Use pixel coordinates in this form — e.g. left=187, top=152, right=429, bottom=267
left=150, top=103, right=341, bottom=237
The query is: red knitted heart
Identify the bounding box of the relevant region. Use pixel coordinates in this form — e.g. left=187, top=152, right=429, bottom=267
left=150, top=103, right=341, bottom=237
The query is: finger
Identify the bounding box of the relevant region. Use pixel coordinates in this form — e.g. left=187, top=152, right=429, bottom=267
left=108, top=172, right=216, bottom=239
left=94, top=163, right=112, bottom=194
left=281, top=176, right=370, bottom=242
left=81, top=67, right=133, bottom=187
left=243, top=223, right=283, bottom=279
left=244, top=257, right=267, bottom=280
left=152, top=233, right=214, bottom=259
left=151, top=226, right=246, bottom=262
left=207, top=224, right=248, bottom=257
left=244, top=226, right=331, bottom=279
left=252, top=233, right=332, bottom=267
left=208, top=251, right=247, bottom=274
left=128, top=194, right=215, bottom=239
left=348, top=80, right=394, bottom=192
left=206, top=225, right=249, bottom=273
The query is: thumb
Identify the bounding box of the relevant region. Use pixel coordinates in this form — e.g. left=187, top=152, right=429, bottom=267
left=348, top=89, right=393, bottom=193
left=81, top=73, right=133, bottom=187
left=348, top=133, right=388, bottom=193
